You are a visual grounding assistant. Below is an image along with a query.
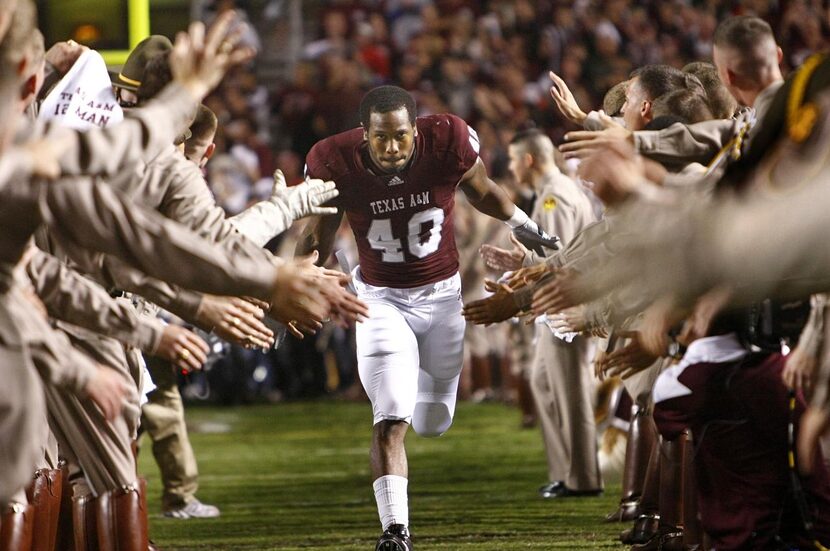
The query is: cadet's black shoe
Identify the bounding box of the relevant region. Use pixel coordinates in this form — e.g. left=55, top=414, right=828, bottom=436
left=539, top=481, right=603, bottom=499
left=375, top=524, right=413, bottom=551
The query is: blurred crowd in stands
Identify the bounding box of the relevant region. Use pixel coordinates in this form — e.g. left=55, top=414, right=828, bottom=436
left=188, top=0, right=830, bottom=406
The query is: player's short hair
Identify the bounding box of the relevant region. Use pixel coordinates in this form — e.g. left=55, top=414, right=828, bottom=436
left=682, top=61, right=738, bottom=119
left=651, top=89, right=714, bottom=124
left=359, top=85, right=417, bottom=128
left=188, top=104, right=218, bottom=144
left=603, top=80, right=628, bottom=117
left=509, top=128, right=555, bottom=161
left=631, top=65, right=704, bottom=102
left=137, top=53, right=172, bottom=104
left=714, top=16, right=775, bottom=53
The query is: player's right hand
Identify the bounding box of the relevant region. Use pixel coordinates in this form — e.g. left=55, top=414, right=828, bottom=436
left=85, top=365, right=131, bottom=421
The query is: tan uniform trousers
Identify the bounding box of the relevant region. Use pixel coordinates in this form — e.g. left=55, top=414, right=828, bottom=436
left=141, top=357, right=199, bottom=510
left=0, top=328, right=44, bottom=506
left=530, top=331, right=602, bottom=490
left=43, top=326, right=140, bottom=498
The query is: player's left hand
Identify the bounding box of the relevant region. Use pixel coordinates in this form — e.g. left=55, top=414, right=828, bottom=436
left=462, top=280, right=521, bottom=325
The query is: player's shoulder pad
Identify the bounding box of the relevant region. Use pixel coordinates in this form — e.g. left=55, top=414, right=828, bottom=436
left=305, top=128, right=363, bottom=180
left=417, top=113, right=480, bottom=157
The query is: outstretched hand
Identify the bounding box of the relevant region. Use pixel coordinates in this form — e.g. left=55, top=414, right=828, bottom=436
left=480, top=234, right=529, bottom=272
left=531, top=269, right=580, bottom=316
left=559, top=114, right=633, bottom=161
left=196, top=294, right=275, bottom=349
left=155, top=325, right=210, bottom=373
left=271, top=169, right=339, bottom=221
left=463, top=279, right=521, bottom=325
left=549, top=71, right=588, bottom=126
left=598, top=330, right=658, bottom=379
left=506, top=262, right=550, bottom=290
left=270, top=252, right=369, bottom=336
left=576, top=139, right=646, bottom=206
left=170, top=11, right=257, bottom=101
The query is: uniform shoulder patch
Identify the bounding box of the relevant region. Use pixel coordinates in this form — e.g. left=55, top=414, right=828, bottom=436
left=543, top=196, right=557, bottom=211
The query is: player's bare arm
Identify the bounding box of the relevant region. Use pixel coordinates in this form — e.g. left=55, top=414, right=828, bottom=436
left=458, top=158, right=559, bottom=257
left=457, top=158, right=518, bottom=221
left=295, top=210, right=344, bottom=266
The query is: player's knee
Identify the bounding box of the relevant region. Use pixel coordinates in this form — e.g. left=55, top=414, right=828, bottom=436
left=373, top=418, right=409, bottom=447
left=412, top=403, right=453, bottom=437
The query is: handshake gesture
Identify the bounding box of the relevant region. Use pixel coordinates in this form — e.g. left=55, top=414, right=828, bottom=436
left=270, top=252, right=369, bottom=338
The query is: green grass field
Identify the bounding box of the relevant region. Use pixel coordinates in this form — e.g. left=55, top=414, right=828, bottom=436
left=139, top=401, right=629, bottom=550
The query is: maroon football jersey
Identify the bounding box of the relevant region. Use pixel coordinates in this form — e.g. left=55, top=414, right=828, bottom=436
left=305, top=114, right=480, bottom=288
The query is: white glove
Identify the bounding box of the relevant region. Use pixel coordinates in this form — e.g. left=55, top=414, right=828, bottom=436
left=229, top=170, right=339, bottom=246
left=270, top=169, right=339, bottom=220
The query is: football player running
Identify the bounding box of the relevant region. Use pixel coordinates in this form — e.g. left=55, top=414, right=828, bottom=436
left=298, top=86, right=557, bottom=551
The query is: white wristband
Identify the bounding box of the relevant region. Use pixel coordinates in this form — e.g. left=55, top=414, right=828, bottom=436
left=505, top=207, right=530, bottom=229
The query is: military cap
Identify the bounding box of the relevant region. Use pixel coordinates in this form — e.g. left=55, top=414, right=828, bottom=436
left=110, top=35, right=173, bottom=91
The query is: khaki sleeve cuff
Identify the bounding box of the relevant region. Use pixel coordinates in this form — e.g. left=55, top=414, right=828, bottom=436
left=168, top=290, right=204, bottom=323
left=633, top=131, right=659, bottom=154
left=66, top=347, right=99, bottom=395
left=522, top=251, right=540, bottom=267
left=133, top=315, right=166, bottom=355
left=544, top=252, right=565, bottom=269
left=583, top=111, right=605, bottom=131
left=139, top=83, right=199, bottom=144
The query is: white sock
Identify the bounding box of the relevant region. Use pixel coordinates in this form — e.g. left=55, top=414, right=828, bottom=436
left=373, top=475, right=409, bottom=531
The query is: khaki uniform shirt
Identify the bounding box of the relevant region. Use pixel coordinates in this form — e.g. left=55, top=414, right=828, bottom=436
left=26, top=249, right=165, bottom=354
left=633, top=81, right=784, bottom=170
left=526, top=170, right=597, bottom=265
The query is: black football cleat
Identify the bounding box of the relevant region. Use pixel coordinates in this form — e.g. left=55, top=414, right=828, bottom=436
left=375, top=524, right=413, bottom=551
